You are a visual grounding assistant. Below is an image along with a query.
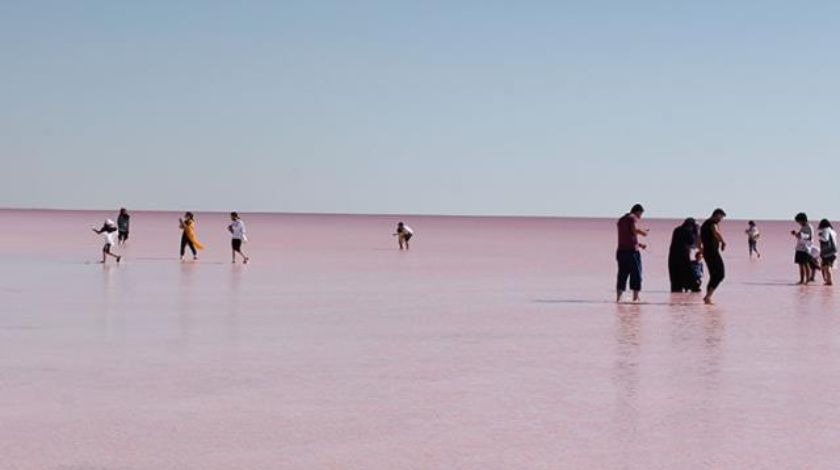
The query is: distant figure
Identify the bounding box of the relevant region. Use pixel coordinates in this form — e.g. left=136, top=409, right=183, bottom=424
left=792, top=212, right=816, bottom=284
left=92, top=219, right=122, bottom=264
left=668, top=218, right=701, bottom=293
left=228, top=212, right=249, bottom=264
left=179, top=212, right=204, bottom=261
left=117, top=208, right=130, bottom=245
left=745, top=220, right=760, bottom=259
left=699, top=208, right=727, bottom=305
left=615, top=204, right=649, bottom=303
left=818, top=219, right=837, bottom=286
left=393, top=222, right=414, bottom=250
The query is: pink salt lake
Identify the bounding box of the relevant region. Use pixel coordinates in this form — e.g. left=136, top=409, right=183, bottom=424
left=2, top=210, right=840, bottom=469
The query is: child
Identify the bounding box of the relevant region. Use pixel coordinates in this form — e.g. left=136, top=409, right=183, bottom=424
left=690, top=250, right=704, bottom=293
left=818, top=219, right=837, bottom=286
left=227, top=212, right=249, bottom=264
left=179, top=212, right=204, bottom=261
left=745, top=220, right=760, bottom=259
left=92, top=219, right=122, bottom=264
left=117, top=208, right=130, bottom=245
left=393, top=222, right=414, bottom=250
left=792, top=212, right=815, bottom=284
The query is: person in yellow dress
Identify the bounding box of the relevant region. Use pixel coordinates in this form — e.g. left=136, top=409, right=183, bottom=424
left=179, top=212, right=204, bottom=261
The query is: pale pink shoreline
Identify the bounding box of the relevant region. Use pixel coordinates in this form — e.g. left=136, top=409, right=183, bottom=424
left=2, top=209, right=840, bottom=468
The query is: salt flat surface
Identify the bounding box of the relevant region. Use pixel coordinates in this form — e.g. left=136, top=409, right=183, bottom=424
left=2, top=210, right=840, bottom=469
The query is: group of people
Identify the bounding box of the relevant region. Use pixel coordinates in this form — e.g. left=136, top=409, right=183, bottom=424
left=93, top=212, right=417, bottom=263
left=667, top=212, right=728, bottom=301
left=88, top=204, right=838, bottom=301
left=791, top=213, right=837, bottom=285
left=616, top=204, right=840, bottom=305
left=617, top=204, right=727, bottom=305
left=92, top=210, right=250, bottom=264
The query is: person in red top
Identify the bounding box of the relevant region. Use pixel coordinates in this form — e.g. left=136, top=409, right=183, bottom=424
left=616, top=204, right=649, bottom=303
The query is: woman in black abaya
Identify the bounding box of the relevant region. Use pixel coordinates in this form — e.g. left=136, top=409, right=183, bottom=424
left=669, top=218, right=701, bottom=292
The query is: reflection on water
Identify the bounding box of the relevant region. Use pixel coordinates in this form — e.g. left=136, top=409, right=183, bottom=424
left=701, top=309, right=725, bottom=392
left=613, top=305, right=642, bottom=443
left=818, top=284, right=835, bottom=309
left=177, top=262, right=196, bottom=344
left=226, top=264, right=244, bottom=341
left=8, top=212, right=840, bottom=467
left=612, top=301, right=727, bottom=454
left=97, top=264, right=121, bottom=339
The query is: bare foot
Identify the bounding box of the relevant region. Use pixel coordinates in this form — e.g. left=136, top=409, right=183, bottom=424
left=116, top=256, right=122, bottom=264
left=244, top=257, right=249, bottom=264
left=703, top=297, right=714, bottom=305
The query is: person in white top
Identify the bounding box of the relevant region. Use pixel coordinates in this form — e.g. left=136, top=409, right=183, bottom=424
left=227, top=212, right=249, bottom=264
left=818, top=219, right=837, bottom=286
left=92, top=219, right=122, bottom=264
left=791, top=212, right=817, bottom=284
left=393, top=221, right=414, bottom=250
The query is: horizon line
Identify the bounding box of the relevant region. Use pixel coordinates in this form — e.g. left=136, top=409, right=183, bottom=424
left=0, top=206, right=794, bottom=222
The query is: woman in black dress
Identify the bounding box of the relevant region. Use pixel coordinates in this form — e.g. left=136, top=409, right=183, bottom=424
left=668, top=218, right=701, bottom=292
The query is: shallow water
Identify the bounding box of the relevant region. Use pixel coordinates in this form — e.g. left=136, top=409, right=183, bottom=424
left=2, top=210, right=839, bottom=469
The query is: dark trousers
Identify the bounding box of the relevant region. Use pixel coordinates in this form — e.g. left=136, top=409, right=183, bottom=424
left=616, top=249, right=642, bottom=292
left=705, top=252, right=725, bottom=290
left=181, top=233, right=197, bottom=257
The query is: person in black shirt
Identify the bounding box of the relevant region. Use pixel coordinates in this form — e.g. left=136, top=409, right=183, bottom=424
left=699, top=209, right=727, bottom=305
left=117, top=208, right=130, bottom=245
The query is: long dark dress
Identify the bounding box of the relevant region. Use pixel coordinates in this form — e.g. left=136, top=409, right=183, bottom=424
left=668, top=225, right=700, bottom=292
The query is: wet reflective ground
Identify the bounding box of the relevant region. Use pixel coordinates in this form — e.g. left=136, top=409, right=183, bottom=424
left=2, top=210, right=839, bottom=468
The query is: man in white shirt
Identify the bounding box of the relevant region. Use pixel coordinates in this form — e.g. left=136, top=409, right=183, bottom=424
left=228, top=212, right=249, bottom=264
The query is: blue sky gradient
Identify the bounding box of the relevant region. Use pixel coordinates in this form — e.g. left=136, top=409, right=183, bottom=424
left=2, top=1, right=839, bottom=218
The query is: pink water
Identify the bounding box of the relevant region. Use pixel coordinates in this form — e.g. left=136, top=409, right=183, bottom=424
left=2, top=210, right=840, bottom=469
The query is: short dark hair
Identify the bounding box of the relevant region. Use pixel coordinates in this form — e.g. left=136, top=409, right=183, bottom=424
left=185, top=211, right=194, bottom=218
left=231, top=212, right=239, bottom=218
left=631, top=204, right=644, bottom=214
left=795, top=212, right=808, bottom=223
left=748, top=220, right=755, bottom=225
left=819, top=219, right=832, bottom=229
left=712, top=208, right=726, bottom=217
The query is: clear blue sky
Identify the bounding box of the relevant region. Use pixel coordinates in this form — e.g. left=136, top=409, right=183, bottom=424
left=2, top=1, right=839, bottom=218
